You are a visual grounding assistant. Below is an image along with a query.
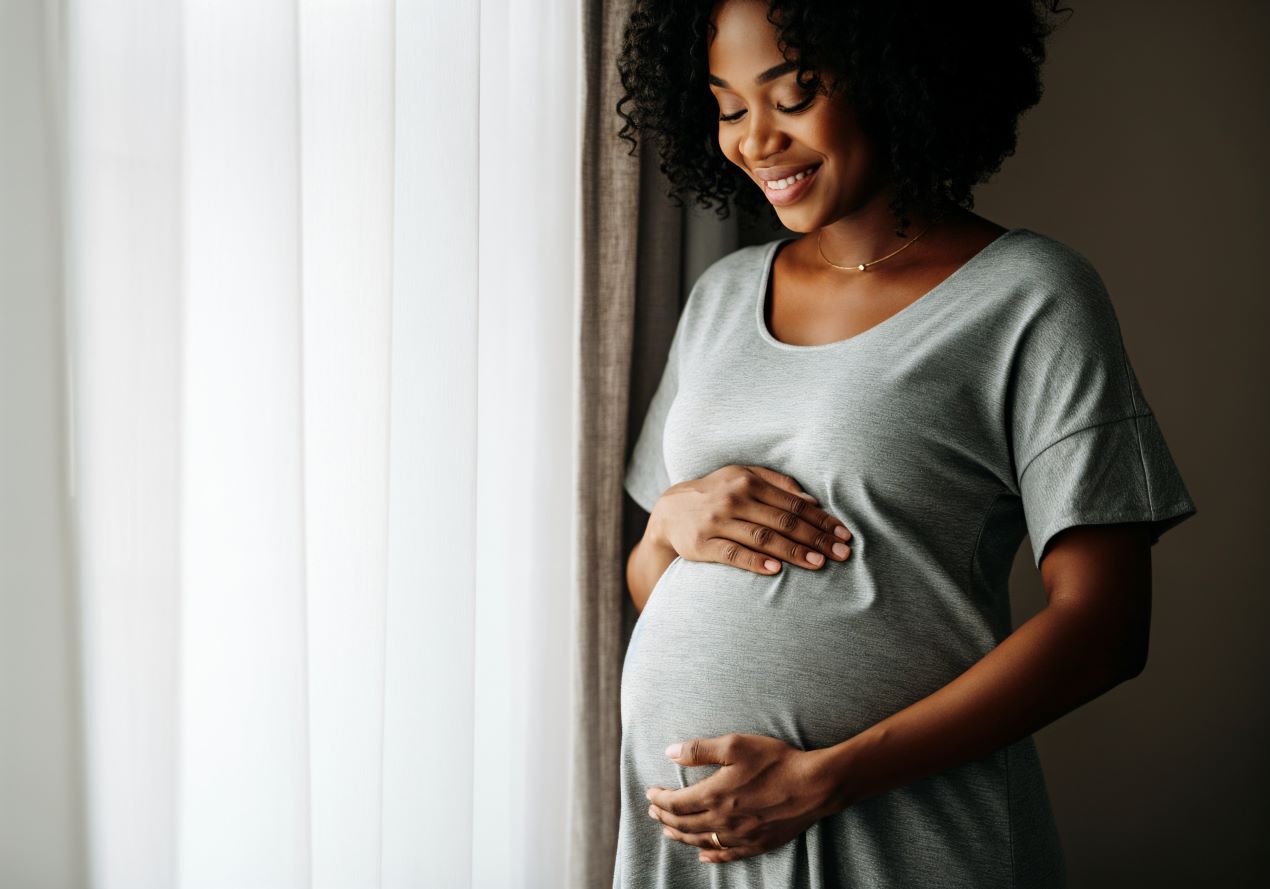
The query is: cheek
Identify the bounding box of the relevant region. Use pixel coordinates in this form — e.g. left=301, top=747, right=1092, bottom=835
left=803, top=111, right=847, bottom=154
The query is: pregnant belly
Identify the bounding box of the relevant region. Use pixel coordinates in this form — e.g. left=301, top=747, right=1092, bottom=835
left=621, top=556, right=974, bottom=760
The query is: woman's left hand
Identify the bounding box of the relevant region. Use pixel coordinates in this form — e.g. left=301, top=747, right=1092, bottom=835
left=645, top=732, right=842, bottom=863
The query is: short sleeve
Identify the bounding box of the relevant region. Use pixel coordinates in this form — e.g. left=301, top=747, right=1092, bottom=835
left=623, top=317, right=683, bottom=514
left=1009, top=257, right=1198, bottom=569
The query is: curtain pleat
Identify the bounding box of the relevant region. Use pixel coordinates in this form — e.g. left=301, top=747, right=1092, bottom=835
left=178, top=5, right=310, bottom=886
left=298, top=4, right=395, bottom=886
left=572, top=0, right=640, bottom=883
left=381, top=4, right=481, bottom=887
left=471, top=0, right=577, bottom=883
left=55, top=0, right=576, bottom=886
left=0, top=1, right=85, bottom=886
left=66, top=2, right=185, bottom=886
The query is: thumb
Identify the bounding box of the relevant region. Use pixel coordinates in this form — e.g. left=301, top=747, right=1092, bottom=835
left=665, top=737, right=724, bottom=765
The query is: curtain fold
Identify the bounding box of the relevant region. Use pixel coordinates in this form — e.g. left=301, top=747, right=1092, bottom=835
left=13, top=0, right=577, bottom=886
left=381, top=4, right=480, bottom=886
left=0, top=1, right=85, bottom=887
left=572, top=0, right=641, bottom=883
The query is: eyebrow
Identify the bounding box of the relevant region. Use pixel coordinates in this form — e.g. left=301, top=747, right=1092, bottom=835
left=707, top=60, right=798, bottom=89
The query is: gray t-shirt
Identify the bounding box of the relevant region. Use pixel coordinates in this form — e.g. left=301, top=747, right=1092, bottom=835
left=617, top=228, right=1197, bottom=888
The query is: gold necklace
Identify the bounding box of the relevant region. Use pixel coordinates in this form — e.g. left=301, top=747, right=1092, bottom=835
left=817, top=222, right=935, bottom=272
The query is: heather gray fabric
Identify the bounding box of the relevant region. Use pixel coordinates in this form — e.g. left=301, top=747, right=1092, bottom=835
left=616, top=228, right=1197, bottom=888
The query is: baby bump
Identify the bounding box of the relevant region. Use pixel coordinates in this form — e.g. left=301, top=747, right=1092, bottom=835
left=620, top=556, right=972, bottom=756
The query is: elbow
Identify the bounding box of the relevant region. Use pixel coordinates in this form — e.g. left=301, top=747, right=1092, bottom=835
left=625, top=548, right=645, bottom=616
left=1114, top=623, right=1150, bottom=681
left=1117, top=655, right=1147, bottom=682
left=1067, top=608, right=1149, bottom=686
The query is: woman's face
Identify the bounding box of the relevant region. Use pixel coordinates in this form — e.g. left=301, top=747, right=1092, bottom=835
left=706, top=0, right=887, bottom=230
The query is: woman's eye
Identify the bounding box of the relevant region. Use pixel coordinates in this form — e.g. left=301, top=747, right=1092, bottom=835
left=718, top=95, right=815, bottom=124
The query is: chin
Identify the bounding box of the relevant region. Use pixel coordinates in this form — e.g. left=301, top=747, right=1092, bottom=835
left=772, top=208, right=819, bottom=233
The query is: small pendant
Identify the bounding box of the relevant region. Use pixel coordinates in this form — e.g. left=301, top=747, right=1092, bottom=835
left=857, top=263, right=867, bottom=272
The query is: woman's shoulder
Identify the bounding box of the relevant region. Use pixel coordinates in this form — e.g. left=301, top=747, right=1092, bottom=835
left=674, top=240, right=778, bottom=331
left=1001, top=227, right=1105, bottom=289
left=690, top=239, right=778, bottom=293
left=968, top=227, right=1121, bottom=329
left=984, top=228, right=1133, bottom=358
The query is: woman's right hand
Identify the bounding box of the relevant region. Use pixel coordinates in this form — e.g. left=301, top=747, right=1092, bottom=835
left=647, top=465, right=853, bottom=575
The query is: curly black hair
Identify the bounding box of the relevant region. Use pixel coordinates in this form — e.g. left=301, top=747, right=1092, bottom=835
left=615, top=0, right=1073, bottom=236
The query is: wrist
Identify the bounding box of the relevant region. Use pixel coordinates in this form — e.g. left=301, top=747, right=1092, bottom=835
left=807, top=729, right=879, bottom=816
left=644, top=507, right=678, bottom=560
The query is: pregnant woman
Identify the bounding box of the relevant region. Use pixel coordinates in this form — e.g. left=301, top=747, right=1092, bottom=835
left=614, top=1, right=1197, bottom=887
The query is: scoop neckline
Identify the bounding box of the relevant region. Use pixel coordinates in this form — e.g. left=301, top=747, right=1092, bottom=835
left=754, top=227, right=1028, bottom=352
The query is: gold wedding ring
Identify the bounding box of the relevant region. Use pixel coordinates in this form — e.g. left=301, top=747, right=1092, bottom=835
left=710, top=831, right=728, bottom=850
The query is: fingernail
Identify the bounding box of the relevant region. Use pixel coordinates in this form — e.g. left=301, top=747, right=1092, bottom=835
left=798, top=491, right=817, bottom=501
left=665, top=742, right=682, bottom=758
left=834, top=525, right=850, bottom=539
left=832, top=542, right=848, bottom=558
left=807, top=552, right=824, bottom=566
left=764, top=559, right=780, bottom=571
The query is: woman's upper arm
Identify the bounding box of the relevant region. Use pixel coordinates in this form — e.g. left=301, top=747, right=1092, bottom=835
left=1038, top=521, right=1153, bottom=676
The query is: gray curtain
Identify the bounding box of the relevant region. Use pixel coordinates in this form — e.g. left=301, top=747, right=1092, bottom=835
left=572, top=1, right=656, bottom=883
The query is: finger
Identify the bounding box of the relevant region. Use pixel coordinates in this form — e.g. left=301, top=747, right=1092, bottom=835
left=699, top=844, right=751, bottom=863
left=666, top=736, right=732, bottom=767
left=741, top=467, right=853, bottom=544
left=727, top=515, right=851, bottom=570
left=647, top=784, right=712, bottom=817
left=646, top=773, right=714, bottom=816
left=648, top=750, right=737, bottom=816
left=657, top=822, right=734, bottom=852
left=650, top=802, right=727, bottom=836
left=706, top=534, right=786, bottom=575
left=749, top=479, right=852, bottom=564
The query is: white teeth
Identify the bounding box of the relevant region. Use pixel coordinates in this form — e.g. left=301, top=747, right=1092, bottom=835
left=767, top=166, right=817, bottom=190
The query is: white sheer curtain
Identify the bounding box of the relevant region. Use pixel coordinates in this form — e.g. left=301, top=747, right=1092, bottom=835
left=10, top=0, right=578, bottom=886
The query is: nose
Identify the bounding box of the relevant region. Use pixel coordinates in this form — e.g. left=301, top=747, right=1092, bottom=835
left=740, top=108, right=788, bottom=165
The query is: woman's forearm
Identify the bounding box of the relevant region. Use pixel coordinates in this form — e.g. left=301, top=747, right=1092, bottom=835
left=808, top=600, right=1145, bottom=814
left=626, top=514, right=679, bottom=615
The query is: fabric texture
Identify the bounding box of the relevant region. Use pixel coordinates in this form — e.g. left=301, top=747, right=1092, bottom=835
left=616, top=228, right=1197, bottom=888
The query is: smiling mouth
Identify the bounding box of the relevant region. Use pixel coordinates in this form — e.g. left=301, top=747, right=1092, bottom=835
left=760, top=163, right=821, bottom=206
left=762, top=163, right=821, bottom=190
